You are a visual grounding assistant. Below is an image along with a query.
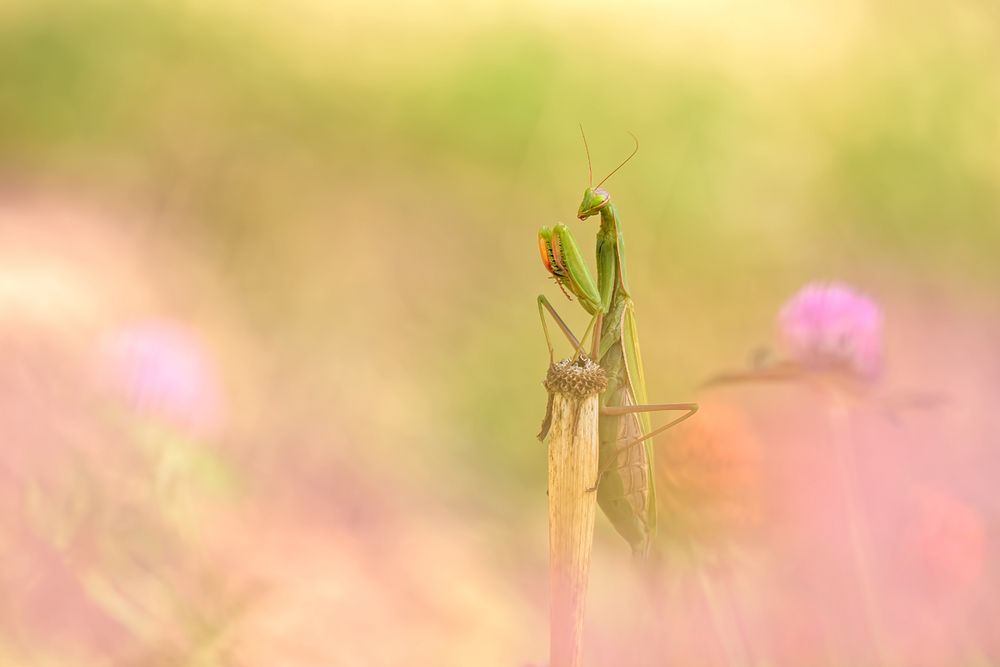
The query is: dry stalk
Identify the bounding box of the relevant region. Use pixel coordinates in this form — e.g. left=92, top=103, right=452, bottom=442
left=539, top=356, right=607, bottom=667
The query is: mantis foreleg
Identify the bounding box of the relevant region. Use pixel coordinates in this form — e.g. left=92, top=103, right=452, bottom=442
left=537, top=295, right=601, bottom=362
left=538, top=295, right=580, bottom=362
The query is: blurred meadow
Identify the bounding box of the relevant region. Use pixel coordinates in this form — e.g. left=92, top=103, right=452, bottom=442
left=1, top=0, right=999, bottom=665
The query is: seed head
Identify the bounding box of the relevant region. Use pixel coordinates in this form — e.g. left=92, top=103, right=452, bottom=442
left=544, top=356, right=608, bottom=399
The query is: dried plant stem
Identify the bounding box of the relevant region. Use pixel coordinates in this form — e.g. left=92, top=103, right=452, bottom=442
left=543, top=358, right=606, bottom=667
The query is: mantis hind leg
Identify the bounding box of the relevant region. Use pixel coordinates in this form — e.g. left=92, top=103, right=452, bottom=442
left=589, top=401, right=699, bottom=488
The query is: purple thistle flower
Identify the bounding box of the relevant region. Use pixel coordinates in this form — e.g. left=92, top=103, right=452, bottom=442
left=778, top=282, right=884, bottom=381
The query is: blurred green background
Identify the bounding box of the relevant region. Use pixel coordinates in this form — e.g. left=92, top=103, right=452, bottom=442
left=1, top=1, right=998, bottom=664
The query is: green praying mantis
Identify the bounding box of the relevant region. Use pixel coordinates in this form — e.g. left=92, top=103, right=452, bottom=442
left=537, top=130, right=698, bottom=558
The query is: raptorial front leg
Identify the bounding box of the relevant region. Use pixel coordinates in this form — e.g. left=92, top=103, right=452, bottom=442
left=537, top=295, right=601, bottom=362
left=538, top=295, right=581, bottom=363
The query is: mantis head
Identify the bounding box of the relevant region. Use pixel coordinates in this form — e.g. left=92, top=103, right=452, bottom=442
left=577, top=187, right=610, bottom=220
left=575, top=127, right=637, bottom=220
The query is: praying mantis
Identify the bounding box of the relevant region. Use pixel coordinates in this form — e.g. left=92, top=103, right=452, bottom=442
left=537, top=130, right=698, bottom=558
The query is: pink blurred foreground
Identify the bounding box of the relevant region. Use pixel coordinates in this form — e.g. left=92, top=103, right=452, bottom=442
left=0, top=199, right=997, bottom=667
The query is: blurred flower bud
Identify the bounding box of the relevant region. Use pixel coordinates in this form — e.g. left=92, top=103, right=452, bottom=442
left=778, top=282, right=883, bottom=381
left=102, top=321, right=225, bottom=437
left=655, top=399, right=764, bottom=550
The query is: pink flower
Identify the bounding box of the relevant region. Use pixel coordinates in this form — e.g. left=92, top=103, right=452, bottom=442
left=778, top=282, right=883, bottom=381
left=101, top=321, right=225, bottom=436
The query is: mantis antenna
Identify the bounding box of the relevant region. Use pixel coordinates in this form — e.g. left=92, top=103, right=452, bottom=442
left=595, top=132, right=639, bottom=189
left=579, top=123, right=593, bottom=186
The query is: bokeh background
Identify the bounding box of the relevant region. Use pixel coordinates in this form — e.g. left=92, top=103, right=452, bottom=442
left=1, top=1, right=999, bottom=665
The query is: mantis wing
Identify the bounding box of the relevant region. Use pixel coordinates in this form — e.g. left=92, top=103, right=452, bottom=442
left=622, top=300, right=657, bottom=535
left=614, top=218, right=631, bottom=298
